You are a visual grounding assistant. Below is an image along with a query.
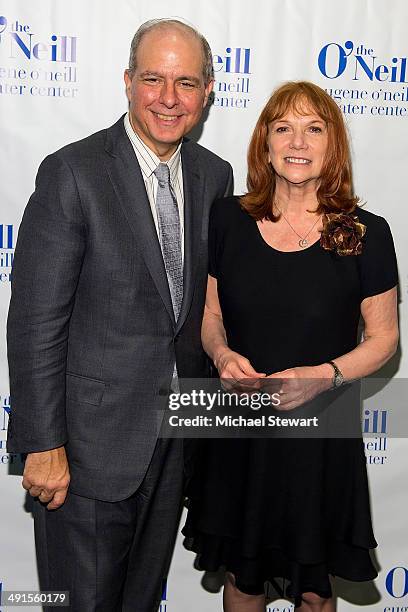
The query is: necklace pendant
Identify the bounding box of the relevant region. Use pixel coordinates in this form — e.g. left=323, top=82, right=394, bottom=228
left=299, top=238, right=309, bottom=248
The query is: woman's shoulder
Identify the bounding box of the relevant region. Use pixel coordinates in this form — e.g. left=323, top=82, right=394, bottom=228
left=352, top=206, right=395, bottom=250
left=352, top=207, right=398, bottom=297
left=210, top=195, right=250, bottom=225
left=211, top=195, right=244, bottom=214
left=354, top=206, right=391, bottom=234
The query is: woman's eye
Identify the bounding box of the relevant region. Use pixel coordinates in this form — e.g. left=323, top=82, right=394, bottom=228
left=275, top=126, right=289, bottom=133
left=308, top=125, right=323, bottom=133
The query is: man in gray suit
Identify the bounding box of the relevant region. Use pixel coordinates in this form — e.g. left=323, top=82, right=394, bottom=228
left=7, top=18, right=232, bottom=611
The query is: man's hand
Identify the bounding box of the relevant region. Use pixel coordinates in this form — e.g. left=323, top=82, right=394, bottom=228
left=267, top=364, right=333, bottom=411
left=22, top=446, right=70, bottom=510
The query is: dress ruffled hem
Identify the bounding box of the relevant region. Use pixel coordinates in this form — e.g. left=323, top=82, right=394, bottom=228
left=182, top=525, right=377, bottom=603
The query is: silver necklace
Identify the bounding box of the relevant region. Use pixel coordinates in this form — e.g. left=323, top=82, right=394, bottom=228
left=275, top=205, right=320, bottom=248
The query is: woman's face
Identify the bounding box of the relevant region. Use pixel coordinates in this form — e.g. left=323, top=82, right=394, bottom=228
left=267, top=108, right=328, bottom=189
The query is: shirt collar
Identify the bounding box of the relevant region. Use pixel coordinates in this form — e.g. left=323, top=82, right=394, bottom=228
left=124, top=112, right=182, bottom=182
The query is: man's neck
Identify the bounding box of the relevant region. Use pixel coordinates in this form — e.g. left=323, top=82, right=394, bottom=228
left=128, top=113, right=180, bottom=162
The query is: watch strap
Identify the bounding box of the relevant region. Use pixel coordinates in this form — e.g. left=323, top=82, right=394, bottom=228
left=327, top=360, right=344, bottom=389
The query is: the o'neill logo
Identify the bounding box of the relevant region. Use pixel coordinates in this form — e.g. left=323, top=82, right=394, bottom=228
left=0, top=16, right=76, bottom=62
left=213, top=48, right=251, bottom=74
left=212, top=46, right=252, bottom=110
left=385, top=566, right=408, bottom=599
left=1, top=395, right=10, bottom=456
left=0, top=16, right=79, bottom=99
left=363, top=409, right=387, bottom=434
left=321, top=43, right=408, bottom=118
left=0, top=224, right=14, bottom=283
left=1, top=396, right=10, bottom=429
left=1, top=394, right=20, bottom=467
left=159, top=579, right=167, bottom=612
left=0, top=224, right=13, bottom=249
left=318, top=41, right=407, bottom=83
left=363, top=409, right=388, bottom=466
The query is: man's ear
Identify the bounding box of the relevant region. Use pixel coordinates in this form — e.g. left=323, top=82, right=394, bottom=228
left=203, top=79, right=214, bottom=107
left=124, top=69, right=132, bottom=101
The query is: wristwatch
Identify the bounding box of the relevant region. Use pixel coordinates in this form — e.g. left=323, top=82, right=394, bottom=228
left=327, top=360, right=344, bottom=389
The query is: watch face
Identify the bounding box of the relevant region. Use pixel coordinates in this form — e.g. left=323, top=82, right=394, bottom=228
left=334, top=373, right=344, bottom=387
left=328, top=362, right=343, bottom=389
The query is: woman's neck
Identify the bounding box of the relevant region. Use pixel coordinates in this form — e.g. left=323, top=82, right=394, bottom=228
left=274, top=181, right=319, bottom=216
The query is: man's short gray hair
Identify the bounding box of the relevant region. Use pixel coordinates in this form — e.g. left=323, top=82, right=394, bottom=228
left=128, top=18, right=214, bottom=85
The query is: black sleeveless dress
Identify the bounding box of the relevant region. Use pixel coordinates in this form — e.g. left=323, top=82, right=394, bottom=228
left=182, top=196, right=398, bottom=601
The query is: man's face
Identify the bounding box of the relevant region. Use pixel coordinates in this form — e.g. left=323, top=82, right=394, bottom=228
left=124, top=27, right=213, bottom=160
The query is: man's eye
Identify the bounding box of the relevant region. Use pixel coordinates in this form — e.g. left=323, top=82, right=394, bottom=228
left=144, top=77, right=160, bottom=84
left=179, top=81, right=195, bottom=88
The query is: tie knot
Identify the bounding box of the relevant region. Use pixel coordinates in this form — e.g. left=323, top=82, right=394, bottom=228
left=154, top=163, right=171, bottom=187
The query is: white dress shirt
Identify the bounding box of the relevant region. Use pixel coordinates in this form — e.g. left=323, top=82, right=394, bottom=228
left=124, top=112, right=184, bottom=260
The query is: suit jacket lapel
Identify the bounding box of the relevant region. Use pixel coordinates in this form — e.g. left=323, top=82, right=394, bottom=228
left=177, top=140, right=204, bottom=333
left=103, top=117, right=175, bottom=325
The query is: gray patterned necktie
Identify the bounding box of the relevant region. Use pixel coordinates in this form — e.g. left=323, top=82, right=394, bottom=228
left=154, top=163, right=183, bottom=320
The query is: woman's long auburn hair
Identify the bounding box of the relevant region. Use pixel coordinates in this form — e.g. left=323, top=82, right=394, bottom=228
left=240, top=81, right=359, bottom=221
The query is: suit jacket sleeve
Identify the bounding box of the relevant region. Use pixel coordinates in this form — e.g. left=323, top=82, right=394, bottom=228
left=7, top=153, right=86, bottom=453
left=224, top=163, right=234, bottom=197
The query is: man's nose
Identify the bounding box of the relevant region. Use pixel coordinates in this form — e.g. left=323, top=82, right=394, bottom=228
left=159, top=81, right=177, bottom=107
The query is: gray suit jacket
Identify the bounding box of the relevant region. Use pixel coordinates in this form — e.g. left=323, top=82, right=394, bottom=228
left=7, top=115, right=233, bottom=501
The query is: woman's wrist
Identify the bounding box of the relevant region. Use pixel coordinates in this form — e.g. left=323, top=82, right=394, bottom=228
left=212, top=345, right=232, bottom=370
left=315, top=363, right=336, bottom=391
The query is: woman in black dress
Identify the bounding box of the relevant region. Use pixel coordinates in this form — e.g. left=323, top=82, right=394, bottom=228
left=182, top=81, right=399, bottom=611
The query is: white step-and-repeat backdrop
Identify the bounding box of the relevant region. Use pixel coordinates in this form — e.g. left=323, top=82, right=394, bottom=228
left=0, top=1, right=407, bottom=610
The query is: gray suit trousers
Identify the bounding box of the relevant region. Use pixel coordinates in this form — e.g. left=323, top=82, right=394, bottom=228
left=33, top=438, right=184, bottom=612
